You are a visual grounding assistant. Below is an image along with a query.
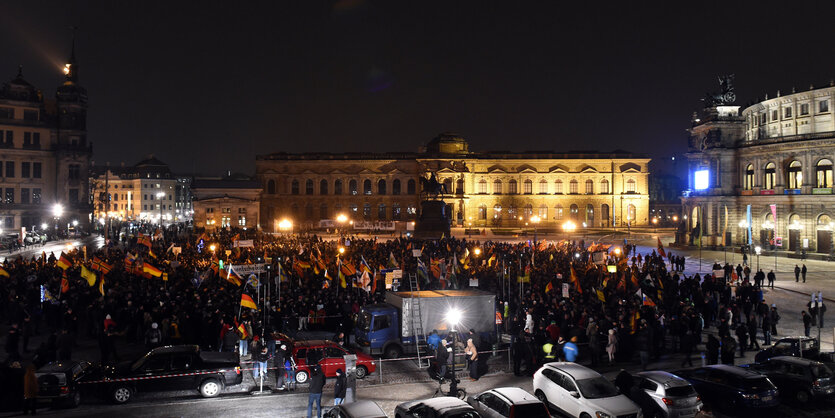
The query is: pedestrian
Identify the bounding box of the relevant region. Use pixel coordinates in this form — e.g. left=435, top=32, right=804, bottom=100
left=606, top=328, right=617, bottom=364
left=22, top=363, right=38, bottom=415
left=427, top=330, right=441, bottom=351
left=767, top=270, right=776, bottom=288
left=795, top=265, right=801, bottom=283
left=57, top=328, right=73, bottom=361
left=437, top=339, right=450, bottom=379
left=145, top=322, right=162, bottom=349
left=747, top=314, right=760, bottom=350
left=770, top=305, right=780, bottom=336
left=275, top=343, right=288, bottom=390
left=587, top=319, right=600, bottom=367
left=466, top=337, right=479, bottom=380
left=819, top=295, right=827, bottom=327
left=251, top=338, right=269, bottom=384
left=762, top=313, right=772, bottom=346
left=333, top=368, right=346, bottom=405
left=735, top=325, right=748, bottom=357
left=803, top=311, right=812, bottom=337
left=238, top=320, right=251, bottom=358
left=706, top=334, right=720, bottom=365
left=802, top=264, right=807, bottom=283
left=636, top=323, right=651, bottom=370
left=563, top=336, right=579, bottom=363
left=5, top=323, right=20, bottom=361
left=307, top=366, right=325, bottom=418
left=720, top=335, right=737, bottom=365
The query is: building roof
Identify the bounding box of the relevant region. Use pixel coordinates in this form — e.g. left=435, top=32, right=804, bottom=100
left=0, top=67, right=42, bottom=103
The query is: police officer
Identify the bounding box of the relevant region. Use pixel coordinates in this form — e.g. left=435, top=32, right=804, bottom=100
left=542, top=338, right=556, bottom=362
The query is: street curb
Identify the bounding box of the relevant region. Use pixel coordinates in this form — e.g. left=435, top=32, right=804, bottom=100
left=772, top=285, right=835, bottom=304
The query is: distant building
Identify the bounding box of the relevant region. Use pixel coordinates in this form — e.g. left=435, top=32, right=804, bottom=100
left=256, top=133, right=650, bottom=232
left=681, top=80, right=835, bottom=254
left=191, top=174, right=261, bottom=231
left=0, top=44, right=91, bottom=232
left=649, top=173, right=683, bottom=225
left=91, top=156, right=183, bottom=224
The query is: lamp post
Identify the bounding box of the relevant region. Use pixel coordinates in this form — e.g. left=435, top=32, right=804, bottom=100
left=445, top=308, right=462, bottom=398
left=652, top=217, right=658, bottom=234
left=52, top=203, right=64, bottom=237
left=562, top=220, right=576, bottom=242
left=156, top=192, right=165, bottom=225
left=336, top=213, right=348, bottom=241
left=530, top=215, right=540, bottom=245
left=755, top=245, right=761, bottom=272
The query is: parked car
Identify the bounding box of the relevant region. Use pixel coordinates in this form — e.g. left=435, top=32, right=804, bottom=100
left=35, top=361, right=95, bottom=408
left=467, top=387, right=550, bottom=418
left=618, top=371, right=702, bottom=418
left=674, top=365, right=779, bottom=410
left=533, top=362, right=642, bottom=418
left=754, top=336, right=824, bottom=363
left=93, top=345, right=242, bottom=404
left=291, top=339, right=376, bottom=383
left=324, top=400, right=387, bottom=418
left=740, top=356, right=835, bottom=403
left=395, top=397, right=480, bottom=418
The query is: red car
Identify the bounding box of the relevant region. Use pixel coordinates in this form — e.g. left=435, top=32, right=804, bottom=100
left=291, top=340, right=376, bottom=383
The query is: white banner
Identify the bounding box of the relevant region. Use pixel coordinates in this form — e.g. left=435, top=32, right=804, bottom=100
left=352, top=221, right=396, bottom=231
left=231, top=263, right=266, bottom=275
left=234, top=240, right=254, bottom=248
left=562, top=283, right=570, bottom=298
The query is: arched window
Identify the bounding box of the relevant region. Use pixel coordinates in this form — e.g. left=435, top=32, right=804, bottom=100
left=508, top=179, right=518, bottom=194
left=538, top=204, right=547, bottom=218
left=363, top=179, right=372, bottom=195
left=319, top=203, right=328, bottom=219
left=554, top=180, right=563, bottom=194
left=744, top=164, right=754, bottom=190
left=291, top=179, right=299, bottom=195
left=626, top=179, right=636, bottom=193
left=378, top=179, right=386, bottom=195
left=523, top=204, right=533, bottom=217
left=586, top=204, right=595, bottom=225
left=555, top=204, right=564, bottom=220
left=569, top=179, right=578, bottom=194
left=788, top=160, right=802, bottom=189
left=305, top=179, right=314, bottom=195
left=508, top=205, right=517, bottom=219
left=349, top=179, right=358, bottom=195
left=363, top=203, right=372, bottom=219
left=600, top=179, right=609, bottom=194
left=817, top=214, right=832, bottom=228
left=585, top=179, right=594, bottom=194
left=817, top=159, right=833, bottom=188
left=478, top=204, right=487, bottom=220
left=320, top=179, right=328, bottom=195
left=478, top=179, right=487, bottom=194
left=378, top=204, right=386, bottom=220
left=267, top=179, right=276, bottom=194
left=523, top=179, right=533, bottom=194
left=407, top=179, right=416, bottom=194
left=789, top=213, right=801, bottom=228
left=392, top=179, right=401, bottom=195
left=601, top=204, right=610, bottom=226
left=493, top=179, right=503, bottom=194
left=334, top=179, right=343, bottom=195
left=456, top=178, right=464, bottom=194
left=493, top=204, right=502, bottom=219
left=569, top=204, right=579, bottom=220
left=764, top=163, right=776, bottom=189
left=539, top=179, right=548, bottom=194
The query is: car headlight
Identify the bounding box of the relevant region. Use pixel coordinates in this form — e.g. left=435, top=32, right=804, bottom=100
left=741, top=393, right=759, bottom=400
left=595, top=412, right=613, bottom=418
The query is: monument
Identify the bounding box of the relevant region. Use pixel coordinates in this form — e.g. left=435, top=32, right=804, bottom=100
left=413, top=172, right=451, bottom=240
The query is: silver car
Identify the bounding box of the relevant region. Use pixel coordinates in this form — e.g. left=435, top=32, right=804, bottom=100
left=632, top=371, right=702, bottom=418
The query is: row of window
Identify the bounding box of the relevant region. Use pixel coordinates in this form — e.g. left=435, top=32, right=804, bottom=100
left=0, top=161, right=44, bottom=179
left=0, top=131, right=42, bottom=149
left=206, top=215, right=247, bottom=228
left=472, top=203, right=637, bottom=222
left=205, top=207, right=247, bottom=214
left=742, top=159, right=833, bottom=190
left=274, top=177, right=639, bottom=196
left=287, top=202, right=418, bottom=221
left=0, top=187, right=43, bottom=204
left=0, top=108, right=38, bottom=121
left=751, top=100, right=830, bottom=127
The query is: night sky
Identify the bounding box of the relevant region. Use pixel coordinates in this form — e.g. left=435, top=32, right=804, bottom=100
left=3, top=1, right=835, bottom=177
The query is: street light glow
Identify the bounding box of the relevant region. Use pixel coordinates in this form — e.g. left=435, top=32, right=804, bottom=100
left=338, top=246, right=345, bottom=254
left=562, top=221, right=577, bottom=232
left=52, top=203, right=64, bottom=218
left=336, top=213, right=348, bottom=223
left=278, top=219, right=293, bottom=231
left=40, top=223, right=48, bottom=230
left=530, top=215, right=540, bottom=223
left=209, top=244, right=216, bottom=252
left=474, top=247, right=481, bottom=256
left=446, top=308, right=462, bottom=326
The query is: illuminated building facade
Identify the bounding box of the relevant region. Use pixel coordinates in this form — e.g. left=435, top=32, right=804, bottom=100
left=256, top=134, right=650, bottom=231
left=682, top=82, right=835, bottom=254
left=0, top=47, right=91, bottom=232
left=192, top=175, right=261, bottom=232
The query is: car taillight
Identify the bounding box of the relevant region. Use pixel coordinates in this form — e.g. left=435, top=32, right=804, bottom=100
left=662, top=398, right=674, bottom=406
left=60, top=386, right=70, bottom=394
left=235, top=367, right=241, bottom=375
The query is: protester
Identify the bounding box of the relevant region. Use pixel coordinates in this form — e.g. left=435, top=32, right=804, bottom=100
left=307, top=366, right=324, bottom=418
left=334, top=368, right=347, bottom=405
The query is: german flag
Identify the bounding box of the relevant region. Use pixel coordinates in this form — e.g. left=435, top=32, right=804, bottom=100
left=99, top=277, right=105, bottom=296
left=92, top=257, right=112, bottom=275
left=57, top=253, right=72, bottom=270
left=81, top=265, right=97, bottom=286
left=236, top=321, right=249, bottom=339
left=0, top=265, right=9, bottom=278
left=142, top=263, right=163, bottom=278
left=570, top=266, right=582, bottom=294
left=240, top=294, right=258, bottom=310
left=137, top=234, right=152, bottom=249
left=61, top=277, right=69, bottom=294
left=339, top=261, right=356, bottom=277
left=596, top=289, right=606, bottom=303
left=657, top=237, right=667, bottom=259
left=544, top=281, right=553, bottom=293
left=519, top=264, right=531, bottom=283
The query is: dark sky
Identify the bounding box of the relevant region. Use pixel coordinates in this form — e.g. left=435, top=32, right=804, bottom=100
left=2, top=1, right=835, bottom=177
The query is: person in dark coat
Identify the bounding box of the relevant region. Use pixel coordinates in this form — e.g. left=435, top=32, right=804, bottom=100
left=706, top=334, right=720, bottom=365
left=795, top=265, right=801, bottom=282
left=307, top=366, right=325, bottom=418
left=333, top=368, right=347, bottom=405
left=720, top=335, right=737, bottom=365
left=437, top=339, right=450, bottom=379
left=735, top=325, right=748, bottom=357
left=747, top=314, right=760, bottom=350
left=23, top=363, right=38, bottom=415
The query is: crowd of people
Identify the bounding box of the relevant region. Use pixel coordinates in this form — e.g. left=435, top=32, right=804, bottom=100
left=0, top=224, right=792, bottom=414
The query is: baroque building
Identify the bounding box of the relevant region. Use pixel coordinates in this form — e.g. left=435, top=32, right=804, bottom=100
left=256, top=134, right=650, bottom=232
left=682, top=79, right=835, bottom=254
left=0, top=45, right=91, bottom=232
left=192, top=174, right=261, bottom=231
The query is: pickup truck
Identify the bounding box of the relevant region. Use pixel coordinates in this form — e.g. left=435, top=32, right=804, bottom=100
left=93, top=345, right=242, bottom=404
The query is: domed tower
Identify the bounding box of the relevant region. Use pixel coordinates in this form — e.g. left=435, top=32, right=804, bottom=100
left=424, top=132, right=470, bottom=155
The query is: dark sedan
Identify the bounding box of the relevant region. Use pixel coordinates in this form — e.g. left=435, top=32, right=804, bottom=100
left=741, top=356, right=835, bottom=403
left=674, top=365, right=779, bottom=410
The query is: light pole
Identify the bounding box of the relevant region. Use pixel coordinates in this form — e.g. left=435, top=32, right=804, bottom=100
left=336, top=213, right=348, bottom=240
left=530, top=215, right=541, bottom=245
left=52, top=203, right=64, bottom=237
left=652, top=217, right=658, bottom=234
left=156, top=192, right=165, bottom=225
left=445, top=308, right=462, bottom=398
left=562, top=220, right=576, bottom=243
left=755, top=245, right=761, bottom=272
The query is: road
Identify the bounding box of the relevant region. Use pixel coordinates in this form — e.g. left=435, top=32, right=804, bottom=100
left=0, top=235, right=105, bottom=263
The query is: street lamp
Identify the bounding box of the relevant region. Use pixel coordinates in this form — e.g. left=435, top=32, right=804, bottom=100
left=52, top=203, right=64, bottom=236
left=445, top=308, right=462, bottom=397
left=473, top=247, right=481, bottom=257
left=562, top=220, right=576, bottom=242
left=336, top=213, right=348, bottom=240
left=755, top=245, right=762, bottom=272
left=652, top=217, right=658, bottom=233
left=278, top=218, right=293, bottom=233
left=530, top=215, right=541, bottom=244
left=156, top=192, right=165, bottom=225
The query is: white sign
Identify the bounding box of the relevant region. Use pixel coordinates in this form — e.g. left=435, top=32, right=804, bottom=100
left=713, top=270, right=724, bottom=279
left=172, top=247, right=182, bottom=256
left=803, top=238, right=809, bottom=249
left=234, top=240, right=254, bottom=248
left=469, top=279, right=479, bottom=287
left=353, top=221, right=396, bottom=231
left=230, top=263, right=267, bottom=275
left=412, top=249, right=422, bottom=257
left=562, top=283, right=570, bottom=298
